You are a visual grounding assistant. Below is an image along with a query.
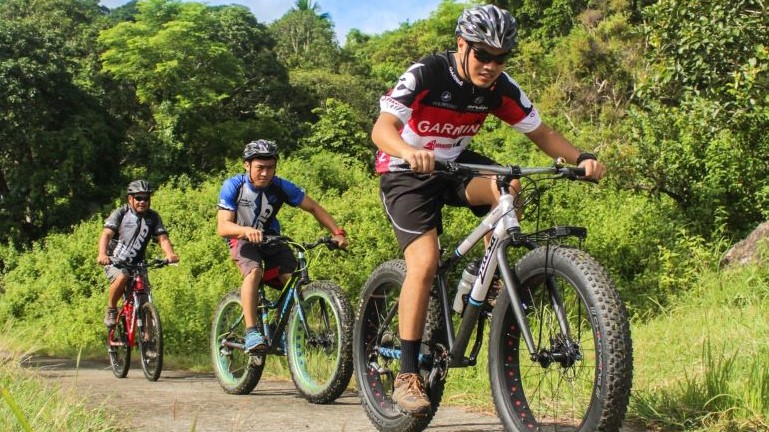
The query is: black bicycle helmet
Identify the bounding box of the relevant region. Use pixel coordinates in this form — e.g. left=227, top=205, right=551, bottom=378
left=243, top=139, right=279, bottom=161
left=126, top=179, right=153, bottom=195
left=456, top=5, right=518, bottom=52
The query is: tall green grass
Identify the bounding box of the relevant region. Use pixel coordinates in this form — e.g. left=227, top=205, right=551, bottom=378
left=625, top=260, right=769, bottom=430
left=0, top=327, right=120, bottom=431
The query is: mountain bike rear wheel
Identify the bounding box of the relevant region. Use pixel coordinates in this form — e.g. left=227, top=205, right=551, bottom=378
left=138, top=301, right=164, bottom=381
left=353, top=259, right=445, bottom=432
left=107, top=313, right=131, bottom=378
left=210, top=290, right=264, bottom=394
left=287, top=280, right=354, bottom=404
left=488, top=245, right=633, bottom=431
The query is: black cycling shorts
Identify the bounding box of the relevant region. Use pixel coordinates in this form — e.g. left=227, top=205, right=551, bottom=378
left=379, top=150, right=498, bottom=251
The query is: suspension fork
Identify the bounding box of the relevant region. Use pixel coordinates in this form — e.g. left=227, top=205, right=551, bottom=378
left=495, top=241, right=573, bottom=360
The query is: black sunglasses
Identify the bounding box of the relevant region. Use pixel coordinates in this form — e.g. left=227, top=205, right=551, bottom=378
left=132, top=195, right=150, bottom=202
left=471, top=45, right=513, bottom=65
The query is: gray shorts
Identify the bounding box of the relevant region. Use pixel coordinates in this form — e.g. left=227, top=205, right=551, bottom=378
left=104, top=264, right=147, bottom=283
left=227, top=238, right=297, bottom=278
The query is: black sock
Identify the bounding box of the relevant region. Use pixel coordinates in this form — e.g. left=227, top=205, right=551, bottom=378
left=246, top=325, right=259, bottom=334
left=400, top=339, right=421, bottom=374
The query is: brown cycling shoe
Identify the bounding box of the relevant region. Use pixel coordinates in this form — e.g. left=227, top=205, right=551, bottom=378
left=392, top=373, right=431, bottom=414
left=103, top=307, right=118, bottom=328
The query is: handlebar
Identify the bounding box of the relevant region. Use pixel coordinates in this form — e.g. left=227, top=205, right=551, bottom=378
left=434, top=159, right=587, bottom=180
left=261, top=235, right=344, bottom=251
left=111, top=258, right=171, bottom=271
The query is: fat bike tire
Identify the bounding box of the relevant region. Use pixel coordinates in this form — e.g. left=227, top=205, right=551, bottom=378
left=210, top=290, right=265, bottom=394
left=488, top=246, right=633, bottom=431
left=287, top=281, right=354, bottom=404
left=353, top=259, right=446, bottom=432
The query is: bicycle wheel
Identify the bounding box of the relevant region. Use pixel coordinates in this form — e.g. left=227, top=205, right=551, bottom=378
left=353, top=259, right=445, bottom=432
left=488, top=245, right=633, bottom=431
left=287, top=280, right=354, bottom=404
left=138, top=301, right=164, bottom=381
left=107, top=313, right=131, bottom=378
left=210, top=290, right=264, bottom=394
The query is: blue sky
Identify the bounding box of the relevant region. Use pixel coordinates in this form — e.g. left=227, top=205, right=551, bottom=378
left=98, top=0, right=446, bottom=44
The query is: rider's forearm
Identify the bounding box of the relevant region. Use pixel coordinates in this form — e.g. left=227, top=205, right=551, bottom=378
left=526, top=124, right=581, bottom=164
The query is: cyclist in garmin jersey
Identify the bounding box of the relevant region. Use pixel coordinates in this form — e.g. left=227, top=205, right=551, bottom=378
left=372, top=4, right=606, bottom=414
left=217, top=139, right=349, bottom=353
left=98, top=180, right=179, bottom=328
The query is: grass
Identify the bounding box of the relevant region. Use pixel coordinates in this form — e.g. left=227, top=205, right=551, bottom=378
left=0, top=328, right=121, bottom=432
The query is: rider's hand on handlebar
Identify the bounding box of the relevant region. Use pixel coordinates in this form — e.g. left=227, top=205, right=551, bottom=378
left=97, top=252, right=110, bottom=266
left=578, top=158, right=605, bottom=182
left=165, top=253, right=179, bottom=264
left=402, top=148, right=435, bottom=173
left=242, top=227, right=265, bottom=243
left=331, top=233, right=348, bottom=249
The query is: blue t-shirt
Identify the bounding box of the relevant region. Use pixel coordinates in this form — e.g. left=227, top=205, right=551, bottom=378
left=217, top=174, right=305, bottom=235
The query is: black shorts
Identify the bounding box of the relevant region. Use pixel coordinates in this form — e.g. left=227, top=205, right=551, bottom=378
left=228, top=239, right=298, bottom=278
left=379, top=150, right=498, bottom=250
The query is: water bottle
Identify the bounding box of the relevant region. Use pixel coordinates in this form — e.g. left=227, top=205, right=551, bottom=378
left=452, top=260, right=480, bottom=314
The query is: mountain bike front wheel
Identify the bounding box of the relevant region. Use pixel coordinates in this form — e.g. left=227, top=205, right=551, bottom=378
left=352, top=259, right=446, bottom=432
left=488, top=245, right=633, bottom=431
left=210, top=290, right=264, bottom=394
left=287, top=280, right=354, bottom=404
left=138, top=301, right=164, bottom=381
left=107, top=313, right=131, bottom=378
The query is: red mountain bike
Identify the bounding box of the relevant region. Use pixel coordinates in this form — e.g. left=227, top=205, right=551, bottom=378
left=106, top=258, right=171, bottom=381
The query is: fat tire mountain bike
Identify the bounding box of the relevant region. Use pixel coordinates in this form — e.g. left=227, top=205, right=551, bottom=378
left=210, top=235, right=354, bottom=404
left=107, top=258, right=170, bottom=381
left=353, top=160, right=633, bottom=432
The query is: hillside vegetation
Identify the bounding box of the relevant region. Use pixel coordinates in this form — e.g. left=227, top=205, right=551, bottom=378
left=1, top=0, right=768, bottom=430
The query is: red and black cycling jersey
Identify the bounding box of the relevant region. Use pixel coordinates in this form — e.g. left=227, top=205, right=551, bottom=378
left=375, top=50, right=542, bottom=174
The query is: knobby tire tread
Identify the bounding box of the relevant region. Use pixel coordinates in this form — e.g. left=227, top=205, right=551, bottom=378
left=353, top=259, right=445, bottom=432
left=210, top=290, right=264, bottom=394
left=489, top=245, right=633, bottom=431
left=287, top=280, right=354, bottom=404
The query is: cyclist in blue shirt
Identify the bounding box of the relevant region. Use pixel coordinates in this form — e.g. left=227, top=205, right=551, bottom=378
left=217, top=139, right=349, bottom=353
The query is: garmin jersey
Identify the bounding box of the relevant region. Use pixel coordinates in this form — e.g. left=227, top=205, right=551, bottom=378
left=104, top=205, right=168, bottom=264
left=217, top=174, right=305, bottom=236
left=375, top=51, right=542, bottom=174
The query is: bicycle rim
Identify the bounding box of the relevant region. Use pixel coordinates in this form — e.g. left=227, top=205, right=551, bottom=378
left=287, top=281, right=353, bottom=404
left=139, top=302, right=163, bottom=381
left=210, top=291, right=264, bottom=394
left=108, top=314, right=131, bottom=378
left=489, top=246, right=632, bottom=431
left=353, top=259, right=440, bottom=432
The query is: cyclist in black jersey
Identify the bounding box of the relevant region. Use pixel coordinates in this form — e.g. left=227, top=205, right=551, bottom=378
left=371, top=4, right=606, bottom=414
left=97, top=180, right=179, bottom=328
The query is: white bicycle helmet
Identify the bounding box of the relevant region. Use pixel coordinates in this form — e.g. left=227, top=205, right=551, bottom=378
left=456, top=4, right=518, bottom=52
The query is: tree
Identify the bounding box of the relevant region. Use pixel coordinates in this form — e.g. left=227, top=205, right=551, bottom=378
left=615, top=0, right=769, bottom=238
left=0, top=0, right=118, bottom=246
left=269, top=6, right=340, bottom=70
left=99, top=0, right=300, bottom=173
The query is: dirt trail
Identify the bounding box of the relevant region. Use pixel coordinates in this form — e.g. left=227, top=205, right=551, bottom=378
left=25, top=356, right=505, bottom=432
